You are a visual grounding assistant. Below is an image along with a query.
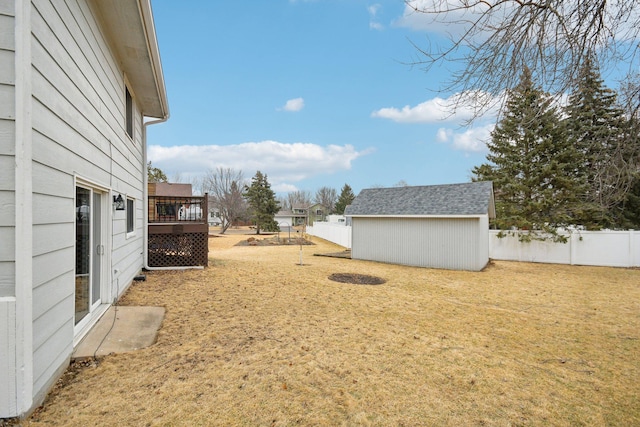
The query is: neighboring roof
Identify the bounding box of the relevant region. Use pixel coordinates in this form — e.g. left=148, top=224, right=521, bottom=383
left=276, top=209, right=306, bottom=217
left=345, top=182, right=495, bottom=218
left=89, top=0, right=168, bottom=119
left=149, top=182, right=192, bottom=197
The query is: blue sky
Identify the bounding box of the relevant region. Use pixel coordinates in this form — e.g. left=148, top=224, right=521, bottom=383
left=146, top=1, right=498, bottom=196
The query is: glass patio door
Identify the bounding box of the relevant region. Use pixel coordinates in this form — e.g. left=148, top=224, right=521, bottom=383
left=75, top=186, right=104, bottom=326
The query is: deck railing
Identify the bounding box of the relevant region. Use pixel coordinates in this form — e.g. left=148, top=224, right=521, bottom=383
left=147, top=194, right=209, bottom=267
left=148, top=195, right=208, bottom=223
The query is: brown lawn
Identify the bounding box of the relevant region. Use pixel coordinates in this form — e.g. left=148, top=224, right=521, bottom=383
left=22, top=230, right=640, bottom=426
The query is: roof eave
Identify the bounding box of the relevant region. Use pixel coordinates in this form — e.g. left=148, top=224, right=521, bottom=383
left=89, top=0, right=169, bottom=120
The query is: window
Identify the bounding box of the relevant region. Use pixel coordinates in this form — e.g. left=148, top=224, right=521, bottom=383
left=125, top=87, right=133, bottom=139
left=316, top=209, right=323, bottom=215
left=126, top=198, right=135, bottom=233
left=157, top=203, right=176, bottom=217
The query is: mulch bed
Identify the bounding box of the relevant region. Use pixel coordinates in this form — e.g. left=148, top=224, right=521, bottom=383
left=328, top=273, right=386, bottom=285
left=235, top=236, right=315, bottom=246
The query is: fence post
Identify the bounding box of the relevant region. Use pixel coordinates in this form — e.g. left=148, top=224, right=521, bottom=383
left=630, top=229, right=635, bottom=268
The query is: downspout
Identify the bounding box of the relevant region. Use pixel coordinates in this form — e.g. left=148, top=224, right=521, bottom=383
left=142, top=119, right=203, bottom=271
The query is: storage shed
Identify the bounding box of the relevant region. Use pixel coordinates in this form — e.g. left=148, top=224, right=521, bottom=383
left=344, top=182, right=495, bottom=271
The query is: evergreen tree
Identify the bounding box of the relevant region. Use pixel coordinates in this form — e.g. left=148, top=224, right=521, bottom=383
left=334, top=184, right=355, bottom=215
left=472, top=67, right=580, bottom=238
left=565, top=57, right=634, bottom=228
left=147, top=161, right=167, bottom=183
left=620, top=175, right=640, bottom=228
left=243, top=171, right=280, bottom=234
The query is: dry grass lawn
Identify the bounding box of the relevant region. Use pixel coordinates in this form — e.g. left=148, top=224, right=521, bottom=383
left=23, top=230, right=640, bottom=426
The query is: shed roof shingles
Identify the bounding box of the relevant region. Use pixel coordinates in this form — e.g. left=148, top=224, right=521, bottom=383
left=345, top=182, right=494, bottom=217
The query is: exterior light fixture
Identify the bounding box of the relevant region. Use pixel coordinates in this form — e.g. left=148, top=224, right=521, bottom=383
left=113, top=194, right=125, bottom=210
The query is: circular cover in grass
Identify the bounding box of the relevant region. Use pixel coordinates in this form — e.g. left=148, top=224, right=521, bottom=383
left=328, top=273, right=386, bottom=285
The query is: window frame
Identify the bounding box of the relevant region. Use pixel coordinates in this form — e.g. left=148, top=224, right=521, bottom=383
left=125, top=86, right=133, bottom=139
left=126, top=197, right=135, bottom=236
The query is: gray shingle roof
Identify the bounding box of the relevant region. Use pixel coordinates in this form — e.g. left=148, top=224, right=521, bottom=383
left=344, top=181, right=495, bottom=217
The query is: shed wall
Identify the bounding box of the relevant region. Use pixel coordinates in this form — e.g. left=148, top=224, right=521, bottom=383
left=351, top=217, right=488, bottom=271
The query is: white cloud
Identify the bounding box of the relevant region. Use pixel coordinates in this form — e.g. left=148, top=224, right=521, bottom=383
left=148, top=140, right=372, bottom=191
left=279, top=97, right=305, bottom=112
left=397, top=0, right=640, bottom=46
left=436, top=122, right=495, bottom=152
left=394, top=0, right=479, bottom=34
left=372, top=91, right=498, bottom=123
left=395, top=0, right=512, bottom=39
left=436, top=127, right=452, bottom=142
left=368, top=4, right=384, bottom=30
left=372, top=98, right=459, bottom=123
left=273, top=183, right=299, bottom=193
left=372, top=91, right=500, bottom=153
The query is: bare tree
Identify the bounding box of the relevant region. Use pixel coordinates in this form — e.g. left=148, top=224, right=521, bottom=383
left=314, top=186, right=337, bottom=213
left=286, top=190, right=313, bottom=210
left=406, top=0, right=640, bottom=116
left=201, top=167, right=247, bottom=234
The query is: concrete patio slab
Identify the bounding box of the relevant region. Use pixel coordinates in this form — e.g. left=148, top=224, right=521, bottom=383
left=72, top=306, right=165, bottom=359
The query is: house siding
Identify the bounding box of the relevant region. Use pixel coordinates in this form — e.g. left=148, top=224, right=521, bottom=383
left=0, top=5, right=16, bottom=299
left=1, top=0, right=164, bottom=417
left=27, top=0, right=145, bottom=410
left=0, top=1, right=17, bottom=416
left=351, top=217, right=487, bottom=271
left=0, top=0, right=145, bottom=416
left=0, top=300, right=17, bottom=415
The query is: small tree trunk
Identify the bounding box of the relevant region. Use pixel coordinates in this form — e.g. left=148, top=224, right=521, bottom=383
left=220, top=221, right=230, bottom=234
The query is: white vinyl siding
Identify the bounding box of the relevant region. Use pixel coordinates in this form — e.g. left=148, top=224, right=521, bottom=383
left=0, top=7, right=16, bottom=299
left=351, top=217, right=488, bottom=271
left=26, top=0, right=145, bottom=405
left=1, top=0, right=163, bottom=418
left=0, top=2, right=17, bottom=415
left=0, top=300, right=17, bottom=414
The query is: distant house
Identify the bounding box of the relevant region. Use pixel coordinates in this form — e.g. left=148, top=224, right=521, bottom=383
left=149, top=182, right=192, bottom=197
left=326, top=214, right=347, bottom=224
left=275, top=210, right=296, bottom=228
left=291, top=204, right=308, bottom=225
left=345, top=182, right=495, bottom=271
left=0, top=0, right=168, bottom=417
left=207, top=205, right=223, bottom=226
left=307, top=203, right=327, bottom=225
left=276, top=203, right=328, bottom=228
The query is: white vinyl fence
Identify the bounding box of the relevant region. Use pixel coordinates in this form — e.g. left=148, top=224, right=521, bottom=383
left=489, top=230, right=640, bottom=268
left=308, top=224, right=640, bottom=268
left=306, top=222, right=352, bottom=249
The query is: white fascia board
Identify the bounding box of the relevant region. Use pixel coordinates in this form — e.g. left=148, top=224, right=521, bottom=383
left=138, top=0, right=169, bottom=120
